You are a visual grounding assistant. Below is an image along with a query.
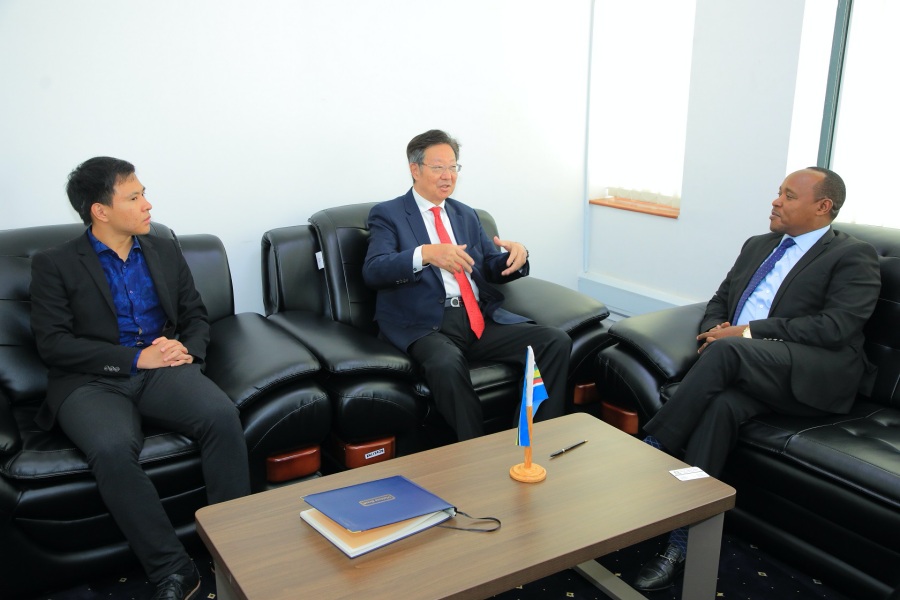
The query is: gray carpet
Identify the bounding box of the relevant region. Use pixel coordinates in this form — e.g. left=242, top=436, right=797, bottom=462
left=34, top=533, right=854, bottom=600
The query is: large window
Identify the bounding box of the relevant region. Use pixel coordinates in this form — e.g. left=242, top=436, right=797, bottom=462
left=829, top=0, right=900, bottom=226
left=586, top=1, right=696, bottom=219
left=790, top=1, right=899, bottom=227
left=786, top=1, right=839, bottom=173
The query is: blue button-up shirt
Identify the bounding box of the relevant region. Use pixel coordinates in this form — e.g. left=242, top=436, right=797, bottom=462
left=88, top=229, right=167, bottom=373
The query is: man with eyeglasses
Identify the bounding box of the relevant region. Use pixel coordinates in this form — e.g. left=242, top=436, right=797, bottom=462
left=363, top=129, right=571, bottom=441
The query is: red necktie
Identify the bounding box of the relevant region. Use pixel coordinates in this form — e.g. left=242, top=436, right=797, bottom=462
left=430, top=207, right=485, bottom=338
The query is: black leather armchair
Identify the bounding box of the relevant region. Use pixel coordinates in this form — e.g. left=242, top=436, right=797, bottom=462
left=0, top=223, right=331, bottom=598
left=262, top=202, right=611, bottom=463
left=594, top=223, right=900, bottom=599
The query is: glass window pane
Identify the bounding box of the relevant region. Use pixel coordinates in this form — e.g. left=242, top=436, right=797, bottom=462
left=587, top=1, right=696, bottom=208
left=831, top=0, right=900, bottom=226
left=786, top=0, right=838, bottom=172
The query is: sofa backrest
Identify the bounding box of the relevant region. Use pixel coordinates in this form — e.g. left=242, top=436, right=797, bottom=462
left=307, top=202, right=380, bottom=333
left=260, top=224, right=329, bottom=317
left=178, top=233, right=235, bottom=323
left=0, top=222, right=226, bottom=408
left=834, top=223, right=900, bottom=408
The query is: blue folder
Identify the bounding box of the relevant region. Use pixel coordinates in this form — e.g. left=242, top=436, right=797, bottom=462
left=302, top=475, right=455, bottom=532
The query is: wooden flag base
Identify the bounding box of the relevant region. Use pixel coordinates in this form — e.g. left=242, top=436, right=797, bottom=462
left=509, top=462, right=546, bottom=483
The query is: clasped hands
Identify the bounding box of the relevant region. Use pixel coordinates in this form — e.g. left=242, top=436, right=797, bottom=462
left=136, top=336, right=194, bottom=369
left=423, top=236, right=527, bottom=277
left=696, top=322, right=746, bottom=353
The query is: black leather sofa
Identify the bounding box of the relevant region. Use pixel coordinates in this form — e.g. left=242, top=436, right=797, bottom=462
left=593, top=223, right=900, bottom=599
left=262, top=202, right=612, bottom=463
left=0, top=223, right=331, bottom=598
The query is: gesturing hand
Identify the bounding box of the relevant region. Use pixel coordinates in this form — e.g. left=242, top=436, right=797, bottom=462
left=494, top=236, right=528, bottom=276
left=422, top=243, right=475, bottom=274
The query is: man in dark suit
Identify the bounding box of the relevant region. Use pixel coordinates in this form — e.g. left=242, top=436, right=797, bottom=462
left=363, top=129, right=571, bottom=441
left=633, top=167, right=881, bottom=592
left=30, top=157, right=250, bottom=600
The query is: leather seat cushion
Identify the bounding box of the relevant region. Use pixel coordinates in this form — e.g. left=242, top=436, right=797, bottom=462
left=739, top=403, right=900, bottom=508
left=2, top=406, right=197, bottom=480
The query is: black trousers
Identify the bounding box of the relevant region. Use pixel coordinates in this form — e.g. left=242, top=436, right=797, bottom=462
left=408, top=305, right=571, bottom=441
left=644, top=337, right=829, bottom=477
left=56, top=364, right=250, bottom=583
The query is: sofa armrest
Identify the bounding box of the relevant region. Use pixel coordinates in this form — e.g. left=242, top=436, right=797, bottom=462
left=204, top=313, right=320, bottom=411
left=608, top=302, right=706, bottom=380
left=267, top=311, right=417, bottom=378
left=500, top=277, right=609, bottom=335
left=0, top=391, right=21, bottom=455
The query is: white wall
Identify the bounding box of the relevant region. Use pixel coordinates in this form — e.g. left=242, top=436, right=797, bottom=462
left=581, top=0, right=807, bottom=318
left=3, top=1, right=820, bottom=320
left=1, top=0, right=591, bottom=314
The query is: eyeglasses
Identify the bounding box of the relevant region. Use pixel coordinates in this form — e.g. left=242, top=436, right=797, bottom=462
left=419, top=163, right=462, bottom=175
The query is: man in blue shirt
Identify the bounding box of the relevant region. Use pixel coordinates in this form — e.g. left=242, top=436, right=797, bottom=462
left=633, top=167, right=881, bottom=591
left=30, top=157, right=250, bottom=600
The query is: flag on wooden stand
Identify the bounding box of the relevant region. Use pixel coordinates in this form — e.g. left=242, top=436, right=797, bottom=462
left=516, top=345, right=548, bottom=447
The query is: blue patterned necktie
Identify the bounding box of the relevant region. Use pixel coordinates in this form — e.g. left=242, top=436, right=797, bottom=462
left=732, top=237, right=796, bottom=323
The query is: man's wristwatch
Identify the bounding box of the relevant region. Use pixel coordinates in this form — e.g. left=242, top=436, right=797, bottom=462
left=742, top=326, right=752, bottom=339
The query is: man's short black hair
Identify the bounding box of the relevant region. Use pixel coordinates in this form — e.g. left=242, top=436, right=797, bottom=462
left=807, top=166, right=846, bottom=220
left=66, top=157, right=136, bottom=225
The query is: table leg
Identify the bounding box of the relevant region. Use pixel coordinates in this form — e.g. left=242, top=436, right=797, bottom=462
left=683, top=512, right=724, bottom=599
left=573, top=560, right=646, bottom=600
left=214, top=560, right=238, bottom=600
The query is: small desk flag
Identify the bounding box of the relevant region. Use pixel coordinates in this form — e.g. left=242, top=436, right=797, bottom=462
left=516, top=346, right=548, bottom=447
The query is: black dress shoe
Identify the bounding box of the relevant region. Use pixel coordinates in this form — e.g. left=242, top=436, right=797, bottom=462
left=151, top=563, right=201, bottom=600
left=633, top=543, right=685, bottom=592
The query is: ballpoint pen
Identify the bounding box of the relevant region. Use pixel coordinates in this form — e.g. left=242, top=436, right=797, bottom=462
left=549, top=439, right=587, bottom=458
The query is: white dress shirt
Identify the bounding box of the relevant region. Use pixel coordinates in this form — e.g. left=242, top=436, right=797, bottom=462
left=410, top=189, right=480, bottom=301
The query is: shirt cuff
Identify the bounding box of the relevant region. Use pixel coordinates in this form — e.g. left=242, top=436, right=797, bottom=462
left=131, top=349, right=142, bottom=374
left=413, top=245, right=424, bottom=273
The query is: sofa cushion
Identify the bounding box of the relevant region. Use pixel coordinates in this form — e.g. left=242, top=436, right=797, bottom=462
left=1, top=405, right=197, bottom=479
left=739, top=404, right=900, bottom=509
left=662, top=380, right=900, bottom=508
left=268, top=311, right=417, bottom=377
left=203, top=312, right=320, bottom=410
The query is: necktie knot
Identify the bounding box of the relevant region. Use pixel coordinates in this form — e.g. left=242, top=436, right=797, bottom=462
left=778, top=237, right=796, bottom=251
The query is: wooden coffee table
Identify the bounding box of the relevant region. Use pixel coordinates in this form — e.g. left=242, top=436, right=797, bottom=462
left=196, top=413, right=735, bottom=599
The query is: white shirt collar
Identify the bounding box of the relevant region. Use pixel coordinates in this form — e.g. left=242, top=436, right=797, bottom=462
left=782, top=224, right=830, bottom=252
left=412, top=187, right=444, bottom=213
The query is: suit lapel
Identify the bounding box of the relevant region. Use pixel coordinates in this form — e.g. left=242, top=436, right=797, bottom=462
left=402, top=191, right=433, bottom=248
left=140, top=236, right=177, bottom=321
left=401, top=191, right=446, bottom=289
left=75, top=234, right=117, bottom=314
left=444, top=200, right=469, bottom=246
left=770, top=227, right=835, bottom=312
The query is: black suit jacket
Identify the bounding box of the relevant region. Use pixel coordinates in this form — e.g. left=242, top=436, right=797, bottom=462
left=702, top=227, right=880, bottom=412
left=363, top=190, right=530, bottom=352
left=29, top=229, right=209, bottom=429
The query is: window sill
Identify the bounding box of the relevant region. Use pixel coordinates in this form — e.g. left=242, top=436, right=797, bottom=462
left=590, top=196, right=680, bottom=219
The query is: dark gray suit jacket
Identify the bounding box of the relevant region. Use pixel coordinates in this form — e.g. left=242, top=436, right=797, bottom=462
left=702, top=227, right=881, bottom=412
left=29, top=230, right=209, bottom=429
